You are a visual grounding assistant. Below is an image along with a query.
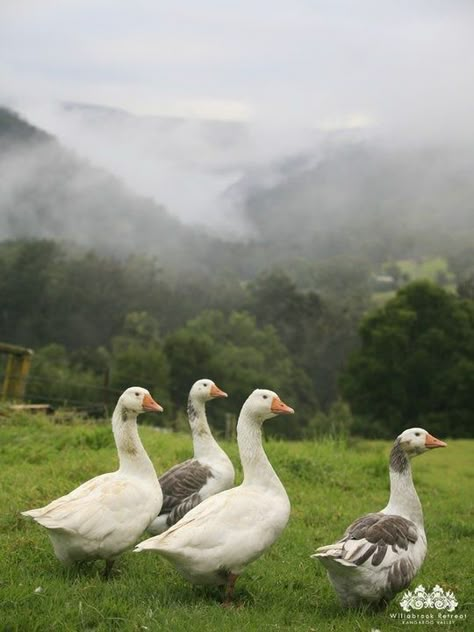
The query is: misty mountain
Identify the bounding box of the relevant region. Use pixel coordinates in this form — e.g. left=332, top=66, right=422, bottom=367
left=29, top=101, right=474, bottom=271
left=2, top=104, right=474, bottom=287
left=239, top=139, right=474, bottom=265
left=55, top=102, right=474, bottom=268
left=16, top=100, right=256, bottom=235
left=0, top=106, right=233, bottom=275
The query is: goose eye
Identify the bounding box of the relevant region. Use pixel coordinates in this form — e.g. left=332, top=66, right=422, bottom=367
left=262, top=395, right=268, bottom=399
left=203, top=383, right=208, bottom=387
left=135, top=392, right=140, bottom=397
left=415, top=432, right=421, bottom=437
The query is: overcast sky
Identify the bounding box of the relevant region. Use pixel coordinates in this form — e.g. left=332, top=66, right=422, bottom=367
left=1, top=0, right=474, bottom=139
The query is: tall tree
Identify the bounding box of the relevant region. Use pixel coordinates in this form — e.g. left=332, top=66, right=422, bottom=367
left=165, top=309, right=318, bottom=437
left=110, top=311, right=172, bottom=417
left=341, top=281, right=474, bottom=437
left=247, top=270, right=363, bottom=408
left=0, top=239, right=64, bottom=345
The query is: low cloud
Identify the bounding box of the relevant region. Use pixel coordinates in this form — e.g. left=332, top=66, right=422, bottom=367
left=1, top=1, right=474, bottom=237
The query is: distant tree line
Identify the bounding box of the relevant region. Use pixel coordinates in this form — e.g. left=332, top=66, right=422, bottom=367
left=1, top=239, right=473, bottom=438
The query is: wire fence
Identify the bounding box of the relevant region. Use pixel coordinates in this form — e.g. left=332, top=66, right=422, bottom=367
left=0, top=372, right=130, bottom=414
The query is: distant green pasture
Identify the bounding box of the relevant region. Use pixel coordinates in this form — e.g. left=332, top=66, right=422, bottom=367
left=396, top=257, right=454, bottom=284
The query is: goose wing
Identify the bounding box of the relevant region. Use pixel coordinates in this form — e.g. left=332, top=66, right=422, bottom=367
left=22, top=474, right=149, bottom=541
left=159, top=459, right=214, bottom=514
left=137, top=486, right=276, bottom=553
left=341, top=513, right=418, bottom=565
left=313, top=512, right=420, bottom=593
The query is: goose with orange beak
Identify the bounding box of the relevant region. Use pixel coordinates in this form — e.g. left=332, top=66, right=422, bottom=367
left=312, top=427, right=447, bottom=608
left=136, top=389, right=294, bottom=604
left=22, top=387, right=164, bottom=578
left=148, top=379, right=234, bottom=535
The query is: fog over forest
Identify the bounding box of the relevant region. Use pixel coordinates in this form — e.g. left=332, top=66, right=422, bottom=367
left=1, top=104, right=474, bottom=273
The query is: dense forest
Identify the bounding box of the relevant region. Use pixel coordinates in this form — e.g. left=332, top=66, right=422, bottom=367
left=1, top=108, right=473, bottom=438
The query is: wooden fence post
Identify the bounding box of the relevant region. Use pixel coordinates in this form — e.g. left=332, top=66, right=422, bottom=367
left=0, top=343, right=34, bottom=401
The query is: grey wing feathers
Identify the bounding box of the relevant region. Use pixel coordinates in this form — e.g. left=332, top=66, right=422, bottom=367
left=343, top=512, right=418, bottom=567
left=313, top=512, right=421, bottom=602
left=386, top=555, right=418, bottom=595
left=159, top=460, right=213, bottom=514
left=166, top=492, right=202, bottom=527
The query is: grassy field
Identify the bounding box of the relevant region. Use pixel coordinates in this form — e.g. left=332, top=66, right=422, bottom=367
left=0, top=411, right=472, bottom=631
left=396, top=257, right=453, bottom=283
left=372, top=256, right=457, bottom=307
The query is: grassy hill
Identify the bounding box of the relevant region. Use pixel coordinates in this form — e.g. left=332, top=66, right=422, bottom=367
left=372, top=256, right=457, bottom=306
left=396, top=257, right=454, bottom=285
left=1, top=411, right=471, bottom=631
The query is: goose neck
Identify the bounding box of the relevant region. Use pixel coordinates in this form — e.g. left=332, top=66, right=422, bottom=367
left=385, top=442, right=424, bottom=527
left=112, top=405, right=156, bottom=478
left=188, top=396, right=220, bottom=459
left=237, top=409, right=283, bottom=492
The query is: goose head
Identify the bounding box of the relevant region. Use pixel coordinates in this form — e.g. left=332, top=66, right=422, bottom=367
left=244, top=389, right=294, bottom=424
left=189, top=379, right=228, bottom=403
left=119, top=387, right=163, bottom=415
left=397, top=427, right=447, bottom=457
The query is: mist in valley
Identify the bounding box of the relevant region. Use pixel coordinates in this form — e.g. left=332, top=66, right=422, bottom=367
left=1, top=0, right=474, bottom=263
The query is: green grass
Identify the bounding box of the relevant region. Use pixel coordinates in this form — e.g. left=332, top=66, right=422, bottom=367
left=1, top=412, right=472, bottom=631
left=372, top=257, right=456, bottom=306
left=397, top=257, right=454, bottom=285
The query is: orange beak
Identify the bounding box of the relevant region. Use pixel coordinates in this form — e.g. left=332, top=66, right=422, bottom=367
left=425, top=433, right=447, bottom=449
left=271, top=397, right=294, bottom=415
left=142, top=393, right=164, bottom=413
left=210, top=384, right=228, bottom=399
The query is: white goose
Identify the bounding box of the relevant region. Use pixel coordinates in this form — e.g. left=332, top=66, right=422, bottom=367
left=312, top=428, right=447, bottom=607
left=136, top=389, right=294, bottom=603
left=148, top=379, right=234, bottom=535
left=22, top=387, right=163, bottom=577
